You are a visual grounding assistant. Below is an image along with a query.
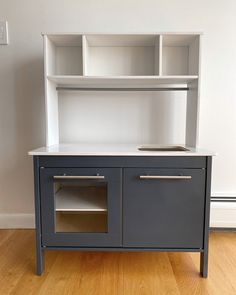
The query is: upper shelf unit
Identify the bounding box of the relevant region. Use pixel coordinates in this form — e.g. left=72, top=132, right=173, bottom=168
left=43, top=33, right=201, bottom=148
left=44, top=33, right=200, bottom=86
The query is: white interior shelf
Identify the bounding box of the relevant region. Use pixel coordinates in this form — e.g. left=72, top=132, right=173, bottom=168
left=55, top=186, right=107, bottom=212
left=48, top=75, right=198, bottom=88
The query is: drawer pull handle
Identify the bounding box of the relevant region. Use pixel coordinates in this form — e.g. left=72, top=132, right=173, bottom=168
left=139, top=175, right=192, bottom=180
left=53, top=175, right=105, bottom=180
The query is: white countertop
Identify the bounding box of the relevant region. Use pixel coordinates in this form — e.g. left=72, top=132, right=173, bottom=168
left=28, top=143, right=215, bottom=156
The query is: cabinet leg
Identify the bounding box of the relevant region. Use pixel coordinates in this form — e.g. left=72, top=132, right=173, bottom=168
left=36, top=247, right=45, bottom=275
left=200, top=251, right=208, bottom=278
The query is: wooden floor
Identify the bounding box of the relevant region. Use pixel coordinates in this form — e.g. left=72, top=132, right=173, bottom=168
left=0, top=230, right=236, bottom=294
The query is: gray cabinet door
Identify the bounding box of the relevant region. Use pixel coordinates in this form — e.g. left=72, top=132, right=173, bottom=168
left=123, top=168, right=206, bottom=248
left=40, top=167, right=122, bottom=247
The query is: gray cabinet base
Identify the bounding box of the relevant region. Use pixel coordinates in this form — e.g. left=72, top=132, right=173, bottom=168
left=33, top=156, right=211, bottom=278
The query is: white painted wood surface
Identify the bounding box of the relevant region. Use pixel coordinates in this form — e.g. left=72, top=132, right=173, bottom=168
left=162, top=34, right=197, bottom=46
left=44, top=36, right=59, bottom=146
left=158, top=35, right=163, bottom=75
left=47, top=34, right=83, bottom=46
left=82, top=35, right=89, bottom=75
left=47, top=75, right=198, bottom=87
left=55, top=46, right=83, bottom=75
left=28, top=143, right=215, bottom=156
left=154, top=36, right=159, bottom=75
left=185, top=80, right=199, bottom=147
left=188, top=36, right=200, bottom=75
left=87, top=46, right=155, bottom=76
left=162, top=46, right=189, bottom=75
left=186, top=35, right=201, bottom=147
left=43, top=33, right=201, bottom=148
left=85, top=34, right=157, bottom=46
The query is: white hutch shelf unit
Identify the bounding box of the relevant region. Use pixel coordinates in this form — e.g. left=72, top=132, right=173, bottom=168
left=44, top=33, right=201, bottom=148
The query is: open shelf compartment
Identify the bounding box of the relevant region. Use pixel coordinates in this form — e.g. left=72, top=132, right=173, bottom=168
left=83, top=34, right=160, bottom=76
left=56, top=212, right=107, bottom=233
left=45, top=35, right=83, bottom=75
left=55, top=186, right=107, bottom=211
left=161, top=34, right=200, bottom=76
left=54, top=181, right=108, bottom=233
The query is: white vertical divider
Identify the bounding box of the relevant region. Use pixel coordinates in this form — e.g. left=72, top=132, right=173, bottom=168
left=82, top=35, right=89, bottom=76
left=186, top=35, right=201, bottom=148
left=185, top=80, right=198, bottom=147
left=154, top=35, right=160, bottom=75
left=189, top=35, right=200, bottom=75
left=44, top=35, right=59, bottom=146
left=158, top=35, right=163, bottom=76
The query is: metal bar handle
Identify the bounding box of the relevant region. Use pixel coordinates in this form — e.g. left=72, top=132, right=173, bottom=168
left=139, top=175, right=192, bottom=180
left=53, top=175, right=105, bottom=180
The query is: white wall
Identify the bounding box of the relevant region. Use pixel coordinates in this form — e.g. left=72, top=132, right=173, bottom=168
left=0, top=0, right=236, bottom=227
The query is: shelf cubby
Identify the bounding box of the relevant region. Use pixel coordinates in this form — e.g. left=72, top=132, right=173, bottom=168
left=56, top=212, right=107, bottom=233
left=83, top=34, right=160, bottom=76
left=46, top=35, right=83, bottom=75
left=54, top=184, right=108, bottom=233
left=161, top=35, right=200, bottom=76
left=55, top=186, right=107, bottom=212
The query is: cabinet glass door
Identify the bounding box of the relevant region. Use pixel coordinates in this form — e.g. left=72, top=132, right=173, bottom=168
left=54, top=176, right=108, bottom=233
left=40, top=168, right=121, bottom=247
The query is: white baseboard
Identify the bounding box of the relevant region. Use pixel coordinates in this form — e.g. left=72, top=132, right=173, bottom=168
left=210, top=202, right=236, bottom=228
left=0, top=214, right=35, bottom=229
left=0, top=201, right=236, bottom=229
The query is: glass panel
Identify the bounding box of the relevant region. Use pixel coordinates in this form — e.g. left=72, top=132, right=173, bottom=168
left=54, top=179, right=108, bottom=233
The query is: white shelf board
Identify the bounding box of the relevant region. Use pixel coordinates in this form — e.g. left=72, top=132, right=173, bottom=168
left=55, top=186, right=107, bottom=212
left=43, top=32, right=203, bottom=37
left=47, top=75, right=198, bottom=88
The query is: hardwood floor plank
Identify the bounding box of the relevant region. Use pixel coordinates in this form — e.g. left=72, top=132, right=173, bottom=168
left=95, top=252, right=123, bottom=295
left=0, top=230, right=235, bottom=295
left=189, top=232, right=236, bottom=295
left=122, top=252, right=180, bottom=295
left=0, top=230, right=35, bottom=294
left=71, top=252, right=108, bottom=295
left=11, top=251, right=59, bottom=295
left=38, top=251, right=84, bottom=295
left=0, top=229, right=16, bottom=247
left=168, top=252, right=210, bottom=295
